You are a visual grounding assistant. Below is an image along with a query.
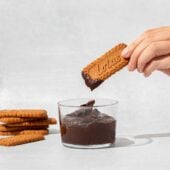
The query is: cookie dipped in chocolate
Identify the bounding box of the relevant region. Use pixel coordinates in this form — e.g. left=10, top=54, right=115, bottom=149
left=82, top=43, right=128, bottom=90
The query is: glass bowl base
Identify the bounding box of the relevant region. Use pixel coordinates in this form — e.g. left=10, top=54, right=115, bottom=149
left=62, top=142, right=114, bottom=149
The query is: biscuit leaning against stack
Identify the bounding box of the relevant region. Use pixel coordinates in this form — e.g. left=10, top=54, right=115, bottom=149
left=0, top=109, right=57, bottom=146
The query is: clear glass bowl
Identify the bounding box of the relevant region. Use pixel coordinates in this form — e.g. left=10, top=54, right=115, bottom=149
left=58, top=98, right=118, bottom=149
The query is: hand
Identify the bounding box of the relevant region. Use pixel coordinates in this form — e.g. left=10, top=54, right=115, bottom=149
left=121, top=26, right=170, bottom=77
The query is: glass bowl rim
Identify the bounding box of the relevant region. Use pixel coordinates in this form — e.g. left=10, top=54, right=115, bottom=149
left=57, top=98, right=118, bottom=108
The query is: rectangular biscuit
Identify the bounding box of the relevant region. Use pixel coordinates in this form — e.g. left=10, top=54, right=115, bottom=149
left=82, top=43, right=128, bottom=90
left=0, top=125, right=23, bottom=132
left=0, top=125, right=49, bottom=132
left=19, top=130, right=49, bottom=135
left=0, top=130, right=49, bottom=136
left=0, top=110, right=47, bottom=118
left=0, top=117, right=45, bottom=124
left=0, top=134, right=45, bottom=146
left=6, top=118, right=57, bottom=127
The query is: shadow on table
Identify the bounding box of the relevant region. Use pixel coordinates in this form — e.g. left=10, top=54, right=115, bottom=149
left=113, top=136, right=152, bottom=148
left=113, top=132, right=170, bottom=148
left=48, top=129, right=170, bottom=149
left=113, top=137, right=135, bottom=147
left=134, top=132, right=170, bottom=139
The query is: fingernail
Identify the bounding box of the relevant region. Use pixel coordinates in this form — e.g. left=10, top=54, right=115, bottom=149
left=128, top=65, right=134, bottom=71
left=138, top=68, right=142, bottom=73
left=121, top=48, right=130, bottom=58
left=144, top=73, right=149, bottom=77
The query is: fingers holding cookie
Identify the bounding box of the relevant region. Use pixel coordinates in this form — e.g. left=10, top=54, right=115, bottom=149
left=122, top=27, right=170, bottom=74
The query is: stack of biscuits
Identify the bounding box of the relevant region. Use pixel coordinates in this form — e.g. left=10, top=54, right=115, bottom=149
left=0, top=109, right=57, bottom=146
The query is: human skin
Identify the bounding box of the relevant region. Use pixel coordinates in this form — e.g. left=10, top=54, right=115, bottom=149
left=121, top=26, right=170, bottom=77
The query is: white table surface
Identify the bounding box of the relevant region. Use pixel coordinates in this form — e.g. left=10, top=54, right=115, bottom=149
left=1, top=127, right=170, bottom=170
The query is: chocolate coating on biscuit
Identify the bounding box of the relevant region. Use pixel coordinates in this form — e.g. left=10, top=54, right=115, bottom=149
left=82, top=71, right=103, bottom=90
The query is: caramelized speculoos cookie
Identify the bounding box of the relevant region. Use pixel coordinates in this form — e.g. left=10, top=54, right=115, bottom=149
left=0, top=117, right=43, bottom=124
left=82, top=43, right=128, bottom=90
left=0, top=134, right=45, bottom=146
left=0, top=110, right=48, bottom=118
left=0, top=125, right=49, bottom=132
left=6, top=118, right=57, bottom=127
left=0, top=130, right=49, bottom=136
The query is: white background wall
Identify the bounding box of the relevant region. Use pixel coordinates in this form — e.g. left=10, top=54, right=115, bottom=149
left=0, top=0, right=170, bottom=135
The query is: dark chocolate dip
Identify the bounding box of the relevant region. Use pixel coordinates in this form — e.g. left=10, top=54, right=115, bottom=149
left=60, top=100, right=116, bottom=145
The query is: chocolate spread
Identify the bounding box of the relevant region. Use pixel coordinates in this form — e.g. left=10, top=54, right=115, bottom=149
left=60, top=100, right=116, bottom=145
